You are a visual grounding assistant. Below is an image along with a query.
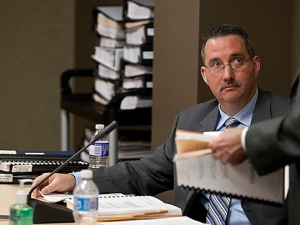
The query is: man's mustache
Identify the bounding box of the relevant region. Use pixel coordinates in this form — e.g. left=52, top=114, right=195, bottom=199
left=219, top=81, right=242, bottom=91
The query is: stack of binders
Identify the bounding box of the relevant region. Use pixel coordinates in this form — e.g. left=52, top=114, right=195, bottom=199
left=79, top=2, right=154, bottom=165
left=91, top=1, right=154, bottom=109
left=120, top=0, right=154, bottom=110
left=91, top=6, right=125, bottom=105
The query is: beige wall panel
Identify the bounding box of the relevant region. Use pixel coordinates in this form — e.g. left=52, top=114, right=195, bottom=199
left=152, top=0, right=202, bottom=149
left=0, top=0, right=75, bottom=150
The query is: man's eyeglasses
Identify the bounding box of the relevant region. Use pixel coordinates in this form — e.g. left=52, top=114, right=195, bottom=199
left=204, top=57, right=252, bottom=74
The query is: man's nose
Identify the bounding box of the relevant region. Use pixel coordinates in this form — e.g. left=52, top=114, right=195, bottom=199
left=222, top=64, right=234, bottom=79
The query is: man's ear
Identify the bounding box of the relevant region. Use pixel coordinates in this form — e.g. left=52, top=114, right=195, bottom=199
left=201, top=66, right=209, bottom=85
left=252, top=55, right=260, bottom=78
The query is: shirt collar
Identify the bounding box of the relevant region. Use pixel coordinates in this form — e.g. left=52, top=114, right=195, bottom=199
left=216, top=88, right=258, bottom=131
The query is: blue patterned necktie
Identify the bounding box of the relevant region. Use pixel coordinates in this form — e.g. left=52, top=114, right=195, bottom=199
left=225, top=117, right=240, bottom=129
left=206, top=195, right=230, bottom=225
left=206, top=117, right=240, bottom=225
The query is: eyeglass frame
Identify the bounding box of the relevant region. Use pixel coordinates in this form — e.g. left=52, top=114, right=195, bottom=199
left=203, top=56, right=253, bottom=74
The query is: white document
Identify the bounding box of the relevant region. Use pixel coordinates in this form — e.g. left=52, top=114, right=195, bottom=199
left=174, top=129, right=284, bottom=204
left=175, top=154, right=284, bottom=204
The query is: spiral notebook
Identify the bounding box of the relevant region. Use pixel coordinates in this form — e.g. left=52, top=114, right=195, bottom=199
left=174, top=129, right=285, bottom=204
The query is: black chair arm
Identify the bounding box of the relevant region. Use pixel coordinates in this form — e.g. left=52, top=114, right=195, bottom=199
left=61, top=69, right=94, bottom=95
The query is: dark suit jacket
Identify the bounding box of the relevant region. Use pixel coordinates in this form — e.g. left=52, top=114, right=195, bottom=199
left=92, top=88, right=289, bottom=224
left=247, top=72, right=300, bottom=225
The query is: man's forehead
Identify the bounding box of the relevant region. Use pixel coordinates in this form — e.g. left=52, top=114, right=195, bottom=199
left=204, top=36, right=247, bottom=60
left=207, top=34, right=243, bottom=42
left=206, top=35, right=244, bottom=49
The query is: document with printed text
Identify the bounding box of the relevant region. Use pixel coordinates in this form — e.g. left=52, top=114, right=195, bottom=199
left=174, top=129, right=284, bottom=204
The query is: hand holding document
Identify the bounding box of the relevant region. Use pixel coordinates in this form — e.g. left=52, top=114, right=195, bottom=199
left=173, top=129, right=285, bottom=204
left=173, top=129, right=220, bottom=160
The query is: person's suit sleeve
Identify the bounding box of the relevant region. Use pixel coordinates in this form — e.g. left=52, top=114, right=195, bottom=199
left=246, top=74, right=300, bottom=176
left=90, top=113, right=180, bottom=196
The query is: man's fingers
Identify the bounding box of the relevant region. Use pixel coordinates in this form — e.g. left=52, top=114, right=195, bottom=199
left=213, top=150, right=227, bottom=160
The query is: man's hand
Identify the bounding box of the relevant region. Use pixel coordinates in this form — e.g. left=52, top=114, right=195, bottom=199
left=31, top=173, right=76, bottom=197
left=210, top=127, right=247, bottom=165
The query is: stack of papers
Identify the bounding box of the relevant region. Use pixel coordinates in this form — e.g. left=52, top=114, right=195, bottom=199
left=40, top=193, right=182, bottom=222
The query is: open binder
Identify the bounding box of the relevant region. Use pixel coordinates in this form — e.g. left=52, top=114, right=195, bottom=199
left=173, top=129, right=285, bottom=204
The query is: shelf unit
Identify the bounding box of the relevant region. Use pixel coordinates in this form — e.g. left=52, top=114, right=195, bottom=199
left=60, top=69, right=152, bottom=165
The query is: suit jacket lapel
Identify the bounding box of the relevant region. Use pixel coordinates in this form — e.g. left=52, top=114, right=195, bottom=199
left=252, top=88, right=272, bottom=124
left=198, top=89, right=272, bottom=128
left=199, top=105, right=220, bottom=131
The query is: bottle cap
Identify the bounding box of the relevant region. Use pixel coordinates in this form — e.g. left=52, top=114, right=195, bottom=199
left=81, top=169, right=93, bottom=179
left=16, top=179, right=33, bottom=204
left=95, top=124, right=104, bottom=130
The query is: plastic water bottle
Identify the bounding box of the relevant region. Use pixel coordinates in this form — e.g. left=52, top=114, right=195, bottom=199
left=73, top=169, right=99, bottom=225
left=88, top=124, right=109, bottom=168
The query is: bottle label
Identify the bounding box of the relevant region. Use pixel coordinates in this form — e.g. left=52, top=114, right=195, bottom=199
left=73, top=196, right=98, bottom=211
left=10, top=215, right=20, bottom=222
left=90, top=141, right=109, bottom=157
